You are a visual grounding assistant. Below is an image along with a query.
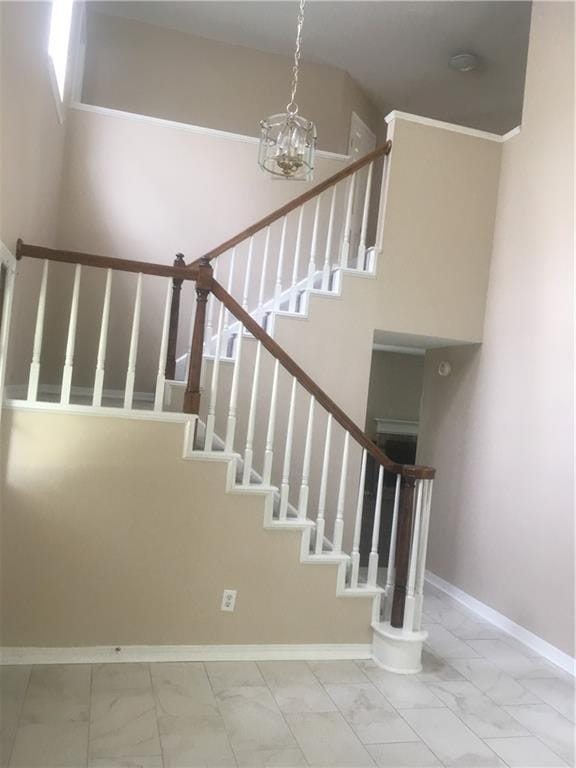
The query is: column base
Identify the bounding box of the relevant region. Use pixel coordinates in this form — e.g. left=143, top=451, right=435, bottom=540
left=372, top=621, right=428, bottom=674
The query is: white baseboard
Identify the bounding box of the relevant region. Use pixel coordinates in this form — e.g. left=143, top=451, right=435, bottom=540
left=425, top=571, right=575, bottom=676
left=0, top=643, right=372, bottom=666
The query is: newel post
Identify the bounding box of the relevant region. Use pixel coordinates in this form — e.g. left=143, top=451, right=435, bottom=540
left=165, top=253, right=186, bottom=380
left=183, top=258, right=212, bottom=414
left=390, top=474, right=416, bottom=628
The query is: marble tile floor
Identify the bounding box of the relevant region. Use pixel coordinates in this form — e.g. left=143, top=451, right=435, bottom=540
left=1, top=585, right=574, bottom=768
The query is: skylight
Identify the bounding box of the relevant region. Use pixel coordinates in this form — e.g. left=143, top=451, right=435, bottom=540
left=48, top=0, right=74, bottom=101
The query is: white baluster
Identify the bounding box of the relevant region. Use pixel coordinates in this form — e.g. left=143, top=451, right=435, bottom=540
left=357, top=162, right=374, bottom=269
left=289, top=206, right=305, bottom=312
left=315, top=414, right=333, bottom=554
left=154, top=278, right=172, bottom=411
left=403, top=480, right=424, bottom=630
left=340, top=173, right=356, bottom=268
left=241, top=237, right=254, bottom=311
left=307, top=195, right=321, bottom=290
left=279, top=376, right=297, bottom=520
left=350, top=449, right=368, bottom=588
left=124, top=273, right=143, bottom=409
left=204, top=298, right=225, bottom=450
left=0, top=263, right=16, bottom=409
left=383, top=474, right=401, bottom=618
left=61, top=264, right=81, bottom=405
left=257, top=228, right=271, bottom=325
left=224, top=317, right=243, bottom=452
left=263, top=359, right=279, bottom=485
left=298, top=395, right=315, bottom=519
left=321, top=186, right=337, bottom=290
left=204, top=260, right=219, bottom=356
left=414, top=479, right=433, bottom=629
left=242, top=339, right=261, bottom=484
left=92, top=268, right=112, bottom=407
left=333, top=431, right=350, bottom=552
left=27, top=260, right=49, bottom=402
left=274, top=217, right=288, bottom=312
left=224, top=247, right=236, bottom=353
left=367, top=464, right=384, bottom=586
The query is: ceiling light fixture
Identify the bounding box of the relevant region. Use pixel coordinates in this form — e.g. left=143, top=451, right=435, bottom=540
left=449, top=52, right=479, bottom=72
left=258, top=0, right=317, bottom=180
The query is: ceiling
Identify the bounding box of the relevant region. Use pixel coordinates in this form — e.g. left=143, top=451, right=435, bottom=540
left=91, top=1, right=532, bottom=134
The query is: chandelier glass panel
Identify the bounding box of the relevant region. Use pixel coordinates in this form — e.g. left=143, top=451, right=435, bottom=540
left=258, top=0, right=317, bottom=180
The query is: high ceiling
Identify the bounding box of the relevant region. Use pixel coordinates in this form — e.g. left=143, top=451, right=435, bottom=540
left=91, top=1, right=532, bottom=134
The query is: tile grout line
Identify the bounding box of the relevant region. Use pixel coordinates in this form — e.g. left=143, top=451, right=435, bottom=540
left=86, top=664, right=94, bottom=768
left=6, top=664, right=33, bottom=768
left=203, top=661, right=240, bottom=768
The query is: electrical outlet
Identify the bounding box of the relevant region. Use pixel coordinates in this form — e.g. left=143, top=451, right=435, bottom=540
left=221, top=589, right=237, bottom=612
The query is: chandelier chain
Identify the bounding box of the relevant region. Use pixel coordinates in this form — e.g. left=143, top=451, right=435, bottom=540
left=287, top=0, right=306, bottom=114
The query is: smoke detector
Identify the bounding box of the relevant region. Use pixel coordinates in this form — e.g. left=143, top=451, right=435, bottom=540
left=449, top=52, right=479, bottom=72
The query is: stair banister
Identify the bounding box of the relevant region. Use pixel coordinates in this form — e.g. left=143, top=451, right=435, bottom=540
left=188, top=140, right=392, bottom=267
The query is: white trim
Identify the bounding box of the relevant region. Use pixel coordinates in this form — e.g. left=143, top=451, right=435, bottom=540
left=3, top=399, right=191, bottom=424
left=374, top=418, right=419, bottom=437
left=426, top=571, right=575, bottom=676
left=47, top=56, right=65, bottom=125
left=5, top=383, right=154, bottom=403
left=0, top=241, right=17, bottom=270
left=69, top=102, right=350, bottom=162
left=373, top=344, right=426, bottom=356
left=385, top=110, right=521, bottom=144
left=0, top=643, right=372, bottom=666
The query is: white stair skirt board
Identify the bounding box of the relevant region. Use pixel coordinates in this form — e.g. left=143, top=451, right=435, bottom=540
left=371, top=622, right=428, bottom=675
left=426, top=570, right=576, bottom=676
left=0, top=644, right=372, bottom=666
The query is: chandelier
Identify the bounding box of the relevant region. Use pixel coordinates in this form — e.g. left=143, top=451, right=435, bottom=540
left=258, top=0, right=317, bottom=180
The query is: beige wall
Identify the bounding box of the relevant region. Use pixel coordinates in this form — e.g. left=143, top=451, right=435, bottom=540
left=82, top=10, right=383, bottom=155
left=0, top=409, right=373, bottom=647
left=417, top=3, right=575, bottom=656
left=364, top=351, right=424, bottom=439
left=0, top=2, right=67, bottom=254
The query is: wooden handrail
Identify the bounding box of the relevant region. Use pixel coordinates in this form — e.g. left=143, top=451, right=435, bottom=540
left=189, top=140, right=392, bottom=266
left=209, top=276, right=435, bottom=480
left=16, top=240, right=198, bottom=281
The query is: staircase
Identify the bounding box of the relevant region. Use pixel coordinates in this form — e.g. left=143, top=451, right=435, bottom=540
left=0, top=141, right=435, bottom=673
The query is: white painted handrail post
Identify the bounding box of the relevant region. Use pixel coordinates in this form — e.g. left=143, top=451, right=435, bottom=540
left=307, top=195, right=321, bottom=290
left=0, top=258, right=17, bottom=414
left=279, top=376, right=297, bottom=520
left=154, top=278, right=172, bottom=411
left=403, top=480, right=424, bottom=630
left=224, top=318, right=243, bottom=452
left=333, top=431, right=350, bottom=552
left=350, top=449, right=368, bottom=588
left=322, top=186, right=337, bottom=290
left=297, top=395, right=315, bottom=520
left=414, top=479, right=433, bottom=629
left=242, top=340, right=262, bottom=484
left=357, top=161, right=374, bottom=269
left=340, top=173, right=356, bottom=268
left=367, top=464, right=384, bottom=586
left=61, top=264, right=82, bottom=405
left=92, top=268, right=112, bottom=407
left=27, top=259, right=49, bottom=402
left=382, top=474, right=401, bottom=620
left=224, top=247, right=236, bottom=352
left=314, top=414, right=333, bottom=554
left=274, top=217, right=288, bottom=312
left=204, top=260, right=218, bottom=356
left=257, top=228, right=271, bottom=325
left=204, top=298, right=226, bottom=450
left=263, top=359, right=280, bottom=485
left=289, top=206, right=305, bottom=312
left=241, top=237, right=255, bottom=311
left=124, top=273, right=143, bottom=409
